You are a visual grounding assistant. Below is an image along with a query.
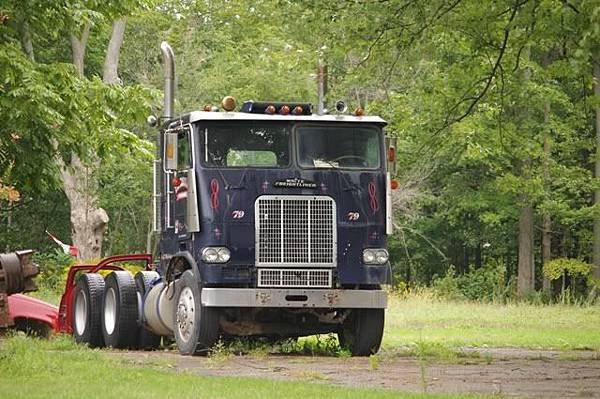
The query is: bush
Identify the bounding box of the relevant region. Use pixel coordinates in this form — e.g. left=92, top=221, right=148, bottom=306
left=32, top=249, right=75, bottom=293
left=433, top=259, right=509, bottom=302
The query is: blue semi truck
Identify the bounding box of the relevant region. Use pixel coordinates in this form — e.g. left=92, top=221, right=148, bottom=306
left=70, top=42, right=397, bottom=356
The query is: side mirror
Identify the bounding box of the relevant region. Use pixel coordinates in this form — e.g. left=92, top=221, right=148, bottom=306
left=164, top=132, right=178, bottom=171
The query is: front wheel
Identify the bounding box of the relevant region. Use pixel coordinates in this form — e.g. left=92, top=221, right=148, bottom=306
left=339, top=308, right=384, bottom=356
left=173, top=270, right=220, bottom=356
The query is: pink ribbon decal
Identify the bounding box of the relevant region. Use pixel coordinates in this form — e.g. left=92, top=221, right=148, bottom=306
left=368, top=181, right=379, bottom=214
left=210, top=178, right=220, bottom=211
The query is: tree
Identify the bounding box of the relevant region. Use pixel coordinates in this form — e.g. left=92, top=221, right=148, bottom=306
left=1, top=1, right=152, bottom=259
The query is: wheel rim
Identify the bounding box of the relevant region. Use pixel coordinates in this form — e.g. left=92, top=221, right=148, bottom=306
left=74, top=289, right=88, bottom=336
left=104, top=287, right=117, bottom=335
left=176, top=286, right=195, bottom=343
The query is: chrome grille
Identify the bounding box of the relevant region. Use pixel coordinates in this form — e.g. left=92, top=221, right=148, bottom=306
left=255, top=195, right=336, bottom=267
left=258, top=269, right=332, bottom=288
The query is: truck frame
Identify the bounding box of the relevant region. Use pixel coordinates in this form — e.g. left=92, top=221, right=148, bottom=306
left=66, top=42, right=397, bottom=356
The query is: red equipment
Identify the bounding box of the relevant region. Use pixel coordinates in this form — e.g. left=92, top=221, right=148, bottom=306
left=1, top=250, right=58, bottom=336
left=57, top=254, right=153, bottom=334
left=7, top=294, right=59, bottom=335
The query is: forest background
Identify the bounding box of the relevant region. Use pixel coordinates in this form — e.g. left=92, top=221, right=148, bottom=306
left=1, top=0, right=599, bottom=302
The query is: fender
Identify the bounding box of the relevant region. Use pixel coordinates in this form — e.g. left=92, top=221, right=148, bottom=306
left=168, top=251, right=202, bottom=284
left=7, top=294, right=59, bottom=333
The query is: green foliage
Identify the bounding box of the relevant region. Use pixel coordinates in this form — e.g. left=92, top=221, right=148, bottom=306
left=2, top=0, right=600, bottom=295
left=281, top=334, right=351, bottom=357
left=543, top=258, right=592, bottom=281
left=433, top=260, right=510, bottom=302
left=32, top=249, right=74, bottom=293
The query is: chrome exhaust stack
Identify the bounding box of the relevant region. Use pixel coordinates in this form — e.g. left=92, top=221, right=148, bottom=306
left=152, top=42, right=175, bottom=234
left=160, top=41, right=175, bottom=119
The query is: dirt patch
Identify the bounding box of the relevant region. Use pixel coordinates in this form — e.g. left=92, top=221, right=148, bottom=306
left=107, top=348, right=600, bottom=398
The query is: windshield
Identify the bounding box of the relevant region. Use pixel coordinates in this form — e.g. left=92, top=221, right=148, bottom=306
left=201, top=122, right=290, bottom=168
left=298, top=126, right=381, bottom=169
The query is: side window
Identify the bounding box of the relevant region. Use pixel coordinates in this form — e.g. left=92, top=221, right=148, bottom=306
left=177, top=129, right=191, bottom=170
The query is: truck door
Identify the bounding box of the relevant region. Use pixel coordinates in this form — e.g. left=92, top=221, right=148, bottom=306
left=169, top=126, right=200, bottom=243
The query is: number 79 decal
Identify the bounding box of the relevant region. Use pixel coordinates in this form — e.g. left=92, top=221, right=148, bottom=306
left=232, top=210, right=245, bottom=219
left=347, top=212, right=360, bottom=221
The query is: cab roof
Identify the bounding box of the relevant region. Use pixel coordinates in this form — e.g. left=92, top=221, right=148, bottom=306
left=173, top=111, right=387, bottom=126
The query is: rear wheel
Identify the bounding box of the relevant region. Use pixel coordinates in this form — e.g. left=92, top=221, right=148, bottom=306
left=134, top=271, right=161, bottom=350
left=102, top=271, right=138, bottom=349
left=173, top=270, right=220, bottom=356
left=339, top=308, right=384, bottom=356
left=72, top=273, right=105, bottom=347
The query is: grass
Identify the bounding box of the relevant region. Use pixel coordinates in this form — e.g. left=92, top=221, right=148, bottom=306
left=0, top=335, right=482, bottom=399
left=5, top=291, right=600, bottom=398
left=383, top=291, right=600, bottom=351
left=23, top=287, right=600, bottom=353
left=28, top=286, right=62, bottom=305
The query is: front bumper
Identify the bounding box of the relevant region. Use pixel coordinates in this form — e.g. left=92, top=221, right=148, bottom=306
left=200, top=288, right=387, bottom=309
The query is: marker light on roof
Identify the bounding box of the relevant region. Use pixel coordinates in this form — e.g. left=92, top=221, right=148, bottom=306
left=280, top=105, right=290, bottom=115
left=265, top=105, right=276, bottom=114
left=221, top=96, right=236, bottom=111
left=354, top=107, right=365, bottom=116
left=293, top=105, right=303, bottom=115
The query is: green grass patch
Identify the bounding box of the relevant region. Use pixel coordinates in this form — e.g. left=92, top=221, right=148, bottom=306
left=0, top=335, right=481, bottom=399
left=384, top=291, right=600, bottom=350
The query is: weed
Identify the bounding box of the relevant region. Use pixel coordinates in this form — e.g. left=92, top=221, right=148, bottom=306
left=208, top=338, right=232, bottom=363
left=483, top=352, right=494, bottom=365
left=369, top=354, right=380, bottom=370
left=281, top=334, right=350, bottom=357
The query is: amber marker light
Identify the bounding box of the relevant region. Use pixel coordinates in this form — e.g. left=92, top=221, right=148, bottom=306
left=221, top=96, right=236, bottom=111
left=265, top=105, right=276, bottom=114
left=203, top=104, right=212, bottom=112
left=390, top=179, right=399, bottom=190
left=387, top=147, right=396, bottom=162
left=354, top=107, right=365, bottom=116
left=280, top=105, right=290, bottom=115
left=293, top=105, right=303, bottom=115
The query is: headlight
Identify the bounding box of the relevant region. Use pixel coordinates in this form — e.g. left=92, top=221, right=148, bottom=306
left=363, top=249, right=389, bottom=265
left=201, top=247, right=231, bottom=263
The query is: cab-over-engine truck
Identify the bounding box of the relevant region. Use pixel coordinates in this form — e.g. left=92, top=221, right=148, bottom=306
left=68, top=42, right=397, bottom=356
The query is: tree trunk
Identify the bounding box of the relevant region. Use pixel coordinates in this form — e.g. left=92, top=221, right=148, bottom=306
left=19, top=20, right=35, bottom=61
left=103, top=19, right=126, bottom=84
left=59, top=155, right=109, bottom=260
left=518, top=203, right=535, bottom=296
left=542, top=97, right=552, bottom=292
left=70, top=23, right=91, bottom=76
left=593, top=58, right=600, bottom=279
left=517, top=47, right=535, bottom=297
left=60, top=20, right=125, bottom=260
left=541, top=50, right=554, bottom=292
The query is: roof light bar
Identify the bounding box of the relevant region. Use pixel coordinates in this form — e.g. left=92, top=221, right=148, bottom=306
left=240, top=101, right=312, bottom=115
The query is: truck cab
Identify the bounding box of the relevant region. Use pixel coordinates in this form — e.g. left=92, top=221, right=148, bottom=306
left=154, top=92, right=396, bottom=355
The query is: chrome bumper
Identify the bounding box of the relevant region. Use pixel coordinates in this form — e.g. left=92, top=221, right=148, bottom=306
left=200, top=288, right=387, bottom=309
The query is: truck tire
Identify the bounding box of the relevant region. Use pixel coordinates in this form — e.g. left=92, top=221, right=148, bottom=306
left=173, top=270, right=220, bottom=356
left=72, top=273, right=105, bottom=347
left=102, top=271, right=138, bottom=349
left=134, top=270, right=161, bottom=350
left=339, top=308, right=384, bottom=356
